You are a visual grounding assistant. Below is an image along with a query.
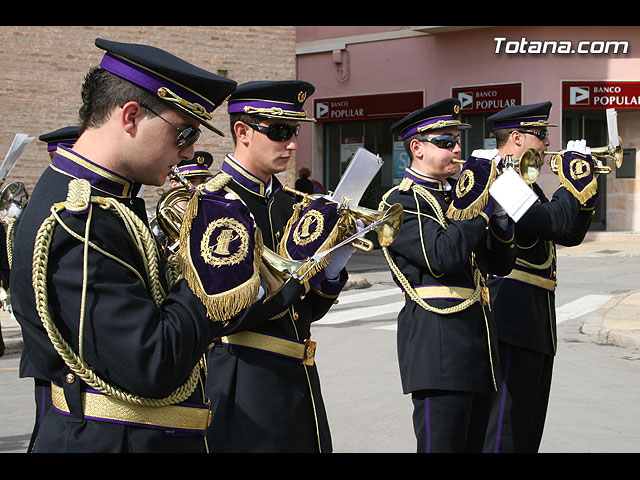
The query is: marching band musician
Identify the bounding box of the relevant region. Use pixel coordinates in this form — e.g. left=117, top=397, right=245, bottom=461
left=9, top=38, right=274, bottom=453
left=169, top=150, right=214, bottom=189
left=379, top=98, right=517, bottom=452
left=204, top=80, right=356, bottom=453
left=482, top=102, right=597, bottom=453
left=39, top=126, right=81, bottom=161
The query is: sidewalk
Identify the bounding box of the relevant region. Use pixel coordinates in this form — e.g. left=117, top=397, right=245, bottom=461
left=2, top=231, right=640, bottom=357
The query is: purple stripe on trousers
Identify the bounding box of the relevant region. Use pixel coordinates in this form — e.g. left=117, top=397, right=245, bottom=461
left=424, top=395, right=431, bottom=453
left=494, top=344, right=512, bottom=453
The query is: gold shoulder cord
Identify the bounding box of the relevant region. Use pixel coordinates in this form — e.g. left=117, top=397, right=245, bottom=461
left=379, top=181, right=484, bottom=315
left=515, top=240, right=554, bottom=270
left=32, top=179, right=200, bottom=407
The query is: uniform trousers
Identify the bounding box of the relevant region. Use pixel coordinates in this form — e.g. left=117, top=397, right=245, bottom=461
left=483, top=342, right=554, bottom=452
left=411, top=389, right=492, bottom=453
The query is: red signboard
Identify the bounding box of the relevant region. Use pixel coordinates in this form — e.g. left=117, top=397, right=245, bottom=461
left=563, top=81, right=640, bottom=109
left=313, top=91, right=423, bottom=122
left=451, top=83, right=522, bottom=114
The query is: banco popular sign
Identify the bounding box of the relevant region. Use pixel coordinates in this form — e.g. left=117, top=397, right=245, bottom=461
left=452, top=83, right=522, bottom=114
left=314, top=91, right=423, bottom=122
left=563, top=81, right=640, bottom=109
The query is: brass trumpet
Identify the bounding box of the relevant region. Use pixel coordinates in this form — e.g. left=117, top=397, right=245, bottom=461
left=154, top=166, right=195, bottom=253
left=282, top=186, right=403, bottom=252
left=546, top=136, right=623, bottom=175
left=454, top=147, right=543, bottom=185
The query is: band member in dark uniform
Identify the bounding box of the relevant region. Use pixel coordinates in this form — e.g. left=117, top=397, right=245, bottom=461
left=482, top=102, right=598, bottom=453
left=204, top=80, right=356, bottom=453
left=39, top=126, right=81, bottom=161
left=379, top=98, right=517, bottom=453
left=169, top=150, right=214, bottom=189
left=9, top=38, right=273, bottom=453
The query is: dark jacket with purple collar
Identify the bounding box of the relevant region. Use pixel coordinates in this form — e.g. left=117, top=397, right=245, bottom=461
left=11, top=147, right=263, bottom=453
left=205, top=154, right=347, bottom=453
left=381, top=167, right=516, bottom=395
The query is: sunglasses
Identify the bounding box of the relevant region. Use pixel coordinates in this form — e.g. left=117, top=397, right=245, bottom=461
left=141, top=104, right=201, bottom=148
left=245, top=122, right=300, bottom=142
left=517, top=129, right=549, bottom=140
left=418, top=134, right=461, bottom=150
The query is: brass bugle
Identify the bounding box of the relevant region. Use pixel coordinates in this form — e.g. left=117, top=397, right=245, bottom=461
left=282, top=185, right=403, bottom=252
left=454, top=148, right=543, bottom=185
left=546, top=136, right=623, bottom=175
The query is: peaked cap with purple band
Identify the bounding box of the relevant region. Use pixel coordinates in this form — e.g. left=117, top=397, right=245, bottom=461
left=95, top=38, right=237, bottom=136
left=39, top=126, right=81, bottom=152
left=172, top=151, right=213, bottom=180
left=390, top=98, right=470, bottom=140
left=488, top=101, right=557, bottom=130
left=228, top=80, right=316, bottom=122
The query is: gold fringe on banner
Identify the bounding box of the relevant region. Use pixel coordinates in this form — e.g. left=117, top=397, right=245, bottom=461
left=177, top=183, right=262, bottom=324
left=446, top=161, right=497, bottom=221
left=556, top=156, right=598, bottom=205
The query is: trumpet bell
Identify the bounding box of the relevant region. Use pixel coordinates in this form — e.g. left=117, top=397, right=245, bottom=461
left=260, top=246, right=305, bottom=300
left=341, top=202, right=404, bottom=251
left=514, top=148, right=543, bottom=185
left=0, top=181, right=29, bottom=219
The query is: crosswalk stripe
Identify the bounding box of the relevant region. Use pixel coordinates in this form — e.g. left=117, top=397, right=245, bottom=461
left=318, top=292, right=613, bottom=330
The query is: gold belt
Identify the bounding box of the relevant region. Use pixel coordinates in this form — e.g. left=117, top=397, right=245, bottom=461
left=413, top=285, right=477, bottom=301
left=220, top=331, right=316, bottom=366
left=503, top=268, right=557, bottom=291
left=51, top=382, right=211, bottom=434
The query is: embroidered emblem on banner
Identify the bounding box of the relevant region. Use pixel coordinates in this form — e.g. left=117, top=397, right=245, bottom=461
left=569, top=158, right=592, bottom=180
left=292, top=209, right=325, bottom=246
left=201, top=217, right=249, bottom=267
left=455, top=169, right=475, bottom=198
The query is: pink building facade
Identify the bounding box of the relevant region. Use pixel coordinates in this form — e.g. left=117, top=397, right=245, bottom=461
left=295, top=26, right=640, bottom=231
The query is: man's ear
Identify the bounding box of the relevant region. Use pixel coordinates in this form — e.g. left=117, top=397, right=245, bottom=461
left=233, top=121, right=251, bottom=145
left=121, top=101, right=144, bottom=135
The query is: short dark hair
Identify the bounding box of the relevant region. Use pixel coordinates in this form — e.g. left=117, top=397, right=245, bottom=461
left=228, top=112, right=257, bottom=144
left=78, top=67, right=170, bottom=131
left=494, top=129, right=513, bottom=149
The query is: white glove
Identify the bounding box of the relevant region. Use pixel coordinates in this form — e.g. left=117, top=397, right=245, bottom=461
left=323, top=220, right=364, bottom=281
left=566, top=139, right=591, bottom=155
left=492, top=199, right=507, bottom=218
left=471, top=148, right=500, bottom=163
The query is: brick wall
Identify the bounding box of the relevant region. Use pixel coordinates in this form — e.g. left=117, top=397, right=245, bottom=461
left=0, top=25, right=297, bottom=207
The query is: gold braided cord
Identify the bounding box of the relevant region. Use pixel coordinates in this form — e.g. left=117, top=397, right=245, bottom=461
left=515, top=240, right=554, bottom=270
left=32, top=197, right=200, bottom=407
left=382, top=246, right=483, bottom=315
left=380, top=181, right=483, bottom=314
left=5, top=219, right=14, bottom=266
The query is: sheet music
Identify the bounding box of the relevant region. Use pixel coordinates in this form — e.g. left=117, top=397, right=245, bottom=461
left=330, top=147, right=383, bottom=207
left=489, top=168, right=538, bottom=222
left=0, top=133, right=34, bottom=182
left=606, top=109, right=619, bottom=147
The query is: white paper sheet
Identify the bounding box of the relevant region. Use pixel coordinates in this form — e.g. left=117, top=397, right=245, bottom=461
left=0, top=133, right=34, bottom=182
left=329, top=147, right=383, bottom=208
left=489, top=168, right=538, bottom=222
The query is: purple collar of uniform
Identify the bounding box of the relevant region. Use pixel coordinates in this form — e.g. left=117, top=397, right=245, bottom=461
left=404, top=167, right=451, bottom=191
left=221, top=154, right=282, bottom=197
left=51, top=146, right=141, bottom=198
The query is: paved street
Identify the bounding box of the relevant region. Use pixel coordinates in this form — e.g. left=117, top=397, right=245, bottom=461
left=2, top=240, right=640, bottom=453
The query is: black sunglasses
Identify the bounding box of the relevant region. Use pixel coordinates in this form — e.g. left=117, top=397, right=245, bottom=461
left=517, top=129, right=549, bottom=140
left=418, top=134, right=461, bottom=150
left=245, top=122, right=300, bottom=142
left=141, top=104, right=201, bottom=148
